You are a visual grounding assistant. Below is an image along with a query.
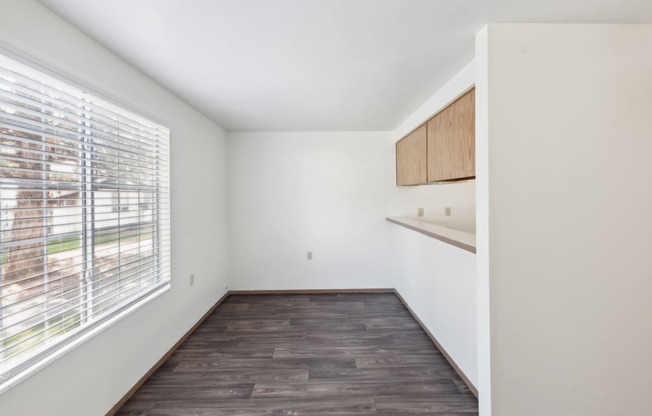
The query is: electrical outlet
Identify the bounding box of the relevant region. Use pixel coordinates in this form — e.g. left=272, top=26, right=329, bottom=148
left=445, top=207, right=452, bottom=216
left=189, top=273, right=195, bottom=286
left=307, top=251, right=313, bottom=260
left=417, top=207, right=424, bottom=217
left=224, top=285, right=229, bottom=291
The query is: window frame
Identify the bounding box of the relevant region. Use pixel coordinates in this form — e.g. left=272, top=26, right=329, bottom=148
left=0, top=45, right=171, bottom=390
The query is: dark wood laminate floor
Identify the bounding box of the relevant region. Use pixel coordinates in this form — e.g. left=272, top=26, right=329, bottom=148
left=117, top=293, right=478, bottom=415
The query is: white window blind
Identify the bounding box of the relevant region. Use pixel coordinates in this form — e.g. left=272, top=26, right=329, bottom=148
left=0, top=52, right=170, bottom=385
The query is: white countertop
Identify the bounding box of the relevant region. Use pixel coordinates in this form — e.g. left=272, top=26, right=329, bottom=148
left=386, top=216, right=476, bottom=253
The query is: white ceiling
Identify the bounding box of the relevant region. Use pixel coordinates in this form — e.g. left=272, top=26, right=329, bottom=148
left=37, top=0, right=652, bottom=131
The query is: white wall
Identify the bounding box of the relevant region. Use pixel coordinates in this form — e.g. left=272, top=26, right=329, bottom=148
left=227, top=131, right=396, bottom=290
left=392, top=226, right=477, bottom=385
left=0, top=1, right=229, bottom=415
left=479, top=24, right=652, bottom=416
left=391, top=59, right=478, bottom=388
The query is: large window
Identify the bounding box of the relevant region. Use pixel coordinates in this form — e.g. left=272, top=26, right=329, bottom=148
left=0, top=52, right=170, bottom=385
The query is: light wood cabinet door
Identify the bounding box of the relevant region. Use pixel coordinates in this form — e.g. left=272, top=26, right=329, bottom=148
left=427, top=88, right=475, bottom=182
left=396, top=124, right=427, bottom=186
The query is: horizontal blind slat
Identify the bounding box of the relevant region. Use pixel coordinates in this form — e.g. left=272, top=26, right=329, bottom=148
left=0, top=176, right=169, bottom=191
left=0, top=133, right=170, bottom=171
left=0, top=225, right=170, bottom=249
left=1, top=255, right=170, bottom=328
left=0, top=274, right=168, bottom=362
left=0, top=112, right=168, bottom=161
left=0, top=150, right=166, bottom=179
left=1, top=85, right=165, bottom=146
left=0, top=231, right=171, bottom=259
left=0, top=62, right=165, bottom=131
left=0, top=62, right=167, bottom=139
left=0, top=238, right=171, bottom=288
left=0, top=86, right=165, bottom=147
left=0, top=249, right=171, bottom=307
left=0, top=233, right=166, bottom=284
left=0, top=114, right=170, bottom=162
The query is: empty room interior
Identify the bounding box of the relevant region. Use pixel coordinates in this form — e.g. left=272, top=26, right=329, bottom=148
left=0, top=0, right=651, bottom=415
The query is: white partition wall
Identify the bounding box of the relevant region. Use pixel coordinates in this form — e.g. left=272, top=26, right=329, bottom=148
left=477, top=24, right=652, bottom=416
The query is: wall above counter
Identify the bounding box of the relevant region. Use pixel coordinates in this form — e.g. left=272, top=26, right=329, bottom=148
left=396, top=87, right=475, bottom=186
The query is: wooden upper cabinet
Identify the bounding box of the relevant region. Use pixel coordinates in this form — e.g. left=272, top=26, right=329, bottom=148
left=427, top=88, right=475, bottom=182
left=396, top=124, right=427, bottom=186
left=395, top=87, right=475, bottom=186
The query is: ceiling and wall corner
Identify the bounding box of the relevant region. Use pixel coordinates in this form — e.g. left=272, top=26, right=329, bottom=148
left=36, top=0, right=652, bottom=132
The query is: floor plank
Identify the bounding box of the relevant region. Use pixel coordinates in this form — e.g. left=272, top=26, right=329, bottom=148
left=117, top=293, right=478, bottom=415
left=251, top=380, right=460, bottom=399
left=375, top=395, right=479, bottom=414
left=146, top=397, right=377, bottom=415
